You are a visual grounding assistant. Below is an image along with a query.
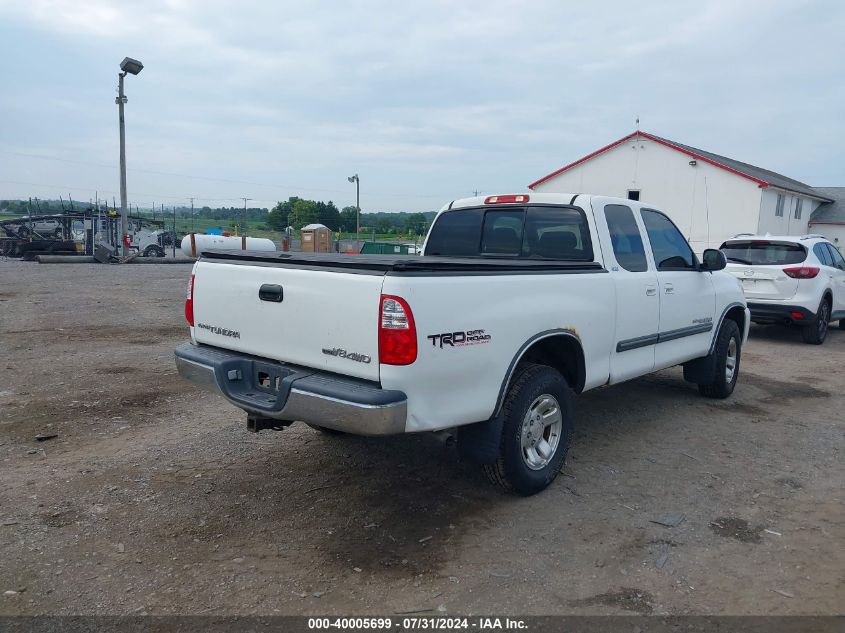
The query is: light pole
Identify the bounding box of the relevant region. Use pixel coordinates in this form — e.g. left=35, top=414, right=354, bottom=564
left=347, top=173, right=360, bottom=250
left=116, top=56, right=143, bottom=256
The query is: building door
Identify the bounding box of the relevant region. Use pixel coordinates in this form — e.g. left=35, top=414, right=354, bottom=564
left=640, top=208, right=716, bottom=369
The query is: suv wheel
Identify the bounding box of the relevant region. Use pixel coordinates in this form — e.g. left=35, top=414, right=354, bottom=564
left=699, top=319, right=741, bottom=399
left=801, top=298, right=830, bottom=345
left=483, top=363, right=573, bottom=496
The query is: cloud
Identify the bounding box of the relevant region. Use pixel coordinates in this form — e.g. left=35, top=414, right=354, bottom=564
left=0, top=0, right=843, bottom=210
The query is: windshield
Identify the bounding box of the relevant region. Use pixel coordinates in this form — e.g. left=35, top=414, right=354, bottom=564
left=719, top=240, right=806, bottom=266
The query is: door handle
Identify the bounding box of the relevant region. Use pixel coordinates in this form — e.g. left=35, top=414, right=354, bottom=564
left=259, top=284, right=284, bottom=302
left=646, top=285, right=657, bottom=296
left=664, top=283, right=674, bottom=294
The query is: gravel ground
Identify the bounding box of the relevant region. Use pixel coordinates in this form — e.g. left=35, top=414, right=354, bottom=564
left=0, top=260, right=843, bottom=616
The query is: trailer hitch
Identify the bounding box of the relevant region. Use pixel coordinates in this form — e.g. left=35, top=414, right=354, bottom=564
left=246, top=415, right=294, bottom=433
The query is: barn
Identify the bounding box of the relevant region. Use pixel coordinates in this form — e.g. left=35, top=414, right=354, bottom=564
left=528, top=130, right=841, bottom=253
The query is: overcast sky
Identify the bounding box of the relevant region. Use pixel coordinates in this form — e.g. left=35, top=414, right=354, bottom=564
left=1, top=0, right=843, bottom=212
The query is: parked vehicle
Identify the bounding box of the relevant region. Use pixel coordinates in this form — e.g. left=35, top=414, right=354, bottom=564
left=721, top=234, right=845, bottom=344
left=175, top=193, right=749, bottom=495
left=4, top=216, right=63, bottom=239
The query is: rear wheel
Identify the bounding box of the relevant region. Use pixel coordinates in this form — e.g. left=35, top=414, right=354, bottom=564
left=801, top=299, right=830, bottom=345
left=483, top=363, right=573, bottom=496
left=143, top=245, right=165, bottom=258
left=698, top=319, right=741, bottom=399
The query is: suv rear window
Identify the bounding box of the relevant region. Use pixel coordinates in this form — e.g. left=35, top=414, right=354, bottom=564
left=719, top=240, right=806, bottom=265
left=426, top=206, right=593, bottom=261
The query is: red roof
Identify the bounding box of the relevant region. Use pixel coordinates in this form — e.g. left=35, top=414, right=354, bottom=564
left=528, top=130, right=772, bottom=190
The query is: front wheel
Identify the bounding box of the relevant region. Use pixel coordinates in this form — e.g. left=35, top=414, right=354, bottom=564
left=698, top=319, right=741, bottom=399
left=483, top=364, right=573, bottom=496
left=801, top=299, right=830, bottom=345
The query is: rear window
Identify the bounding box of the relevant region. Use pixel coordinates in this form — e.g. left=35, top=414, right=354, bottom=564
left=426, top=206, right=593, bottom=261
left=719, top=241, right=807, bottom=266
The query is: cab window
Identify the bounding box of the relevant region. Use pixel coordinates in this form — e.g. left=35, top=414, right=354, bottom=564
left=604, top=204, right=648, bottom=272
left=641, top=209, right=696, bottom=270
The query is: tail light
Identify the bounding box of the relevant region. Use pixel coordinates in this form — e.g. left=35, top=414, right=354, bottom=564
left=783, top=266, right=819, bottom=279
left=379, top=295, right=417, bottom=365
left=185, top=274, right=195, bottom=326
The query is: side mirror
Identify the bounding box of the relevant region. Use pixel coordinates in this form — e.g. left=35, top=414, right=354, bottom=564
left=702, top=249, right=727, bottom=271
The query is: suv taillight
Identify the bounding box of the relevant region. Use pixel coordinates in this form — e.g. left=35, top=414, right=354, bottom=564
left=783, top=266, right=819, bottom=279
left=185, top=274, right=195, bottom=326
left=379, top=295, right=417, bottom=365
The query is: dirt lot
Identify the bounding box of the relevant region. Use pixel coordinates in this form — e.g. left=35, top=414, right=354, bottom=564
left=0, top=260, right=843, bottom=616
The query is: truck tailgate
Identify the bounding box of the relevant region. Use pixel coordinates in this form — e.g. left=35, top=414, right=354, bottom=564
left=191, top=259, right=384, bottom=381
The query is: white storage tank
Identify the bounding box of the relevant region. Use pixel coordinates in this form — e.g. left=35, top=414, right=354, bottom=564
left=181, top=233, right=277, bottom=258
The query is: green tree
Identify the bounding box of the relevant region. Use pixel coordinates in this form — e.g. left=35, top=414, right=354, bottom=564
left=340, top=206, right=358, bottom=232
left=267, top=197, right=300, bottom=231
left=290, top=199, right=318, bottom=229
left=405, top=212, right=428, bottom=235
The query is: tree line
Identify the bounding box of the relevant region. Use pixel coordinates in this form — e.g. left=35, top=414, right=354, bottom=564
left=267, top=197, right=435, bottom=235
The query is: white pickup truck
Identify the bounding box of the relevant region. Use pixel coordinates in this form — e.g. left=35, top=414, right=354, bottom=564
left=175, top=193, right=749, bottom=495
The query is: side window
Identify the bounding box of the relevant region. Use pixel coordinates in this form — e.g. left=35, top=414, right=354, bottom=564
left=425, top=210, right=482, bottom=256
left=481, top=210, right=524, bottom=255
left=775, top=194, right=785, bottom=217
left=794, top=199, right=803, bottom=220
left=522, top=206, right=593, bottom=261
left=604, top=204, right=648, bottom=272
left=826, top=244, right=845, bottom=271
left=641, top=209, right=696, bottom=271
left=813, top=243, right=833, bottom=267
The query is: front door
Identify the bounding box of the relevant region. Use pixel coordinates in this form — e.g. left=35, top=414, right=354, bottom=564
left=640, top=209, right=716, bottom=369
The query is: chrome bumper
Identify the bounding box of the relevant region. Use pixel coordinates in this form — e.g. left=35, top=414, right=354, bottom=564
left=174, top=343, right=408, bottom=436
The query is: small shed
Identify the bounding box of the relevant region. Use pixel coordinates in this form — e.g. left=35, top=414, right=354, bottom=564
left=300, top=223, right=332, bottom=253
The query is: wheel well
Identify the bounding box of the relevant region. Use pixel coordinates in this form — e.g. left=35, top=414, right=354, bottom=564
left=514, top=334, right=585, bottom=394
left=823, top=291, right=833, bottom=307
left=723, top=305, right=746, bottom=335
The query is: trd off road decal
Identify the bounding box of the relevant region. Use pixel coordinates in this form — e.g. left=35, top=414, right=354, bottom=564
left=427, top=329, right=491, bottom=349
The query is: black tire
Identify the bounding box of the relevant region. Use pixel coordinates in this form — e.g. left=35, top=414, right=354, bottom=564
left=698, top=319, right=741, bottom=399
left=17, top=226, right=29, bottom=239
left=483, top=363, right=573, bottom=496
left=839, top=320, right=845, bottom=330
left=802, top=299, right=830, bottom=345
left=305, top=423, right=344, bottom=435
left=54, top=228, right=63, bottom=239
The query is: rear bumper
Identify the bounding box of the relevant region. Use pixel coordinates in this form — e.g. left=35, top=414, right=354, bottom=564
left=174, top=342, right=408, bottom=435
left=747, top=302, right=814, bottom=324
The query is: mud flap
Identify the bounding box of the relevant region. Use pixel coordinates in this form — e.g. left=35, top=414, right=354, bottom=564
left=457, top=415, right=504, bottom=465
left=683, top=352, right=717, bottom=384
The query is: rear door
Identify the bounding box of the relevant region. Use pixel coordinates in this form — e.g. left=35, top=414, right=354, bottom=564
left=595, top=202, right=658, bottom=382
left=191, top=260, right=385, bottom=381
left=721, top=240, right=806, bottom=301
left=640, top=208, right=715, bottom=368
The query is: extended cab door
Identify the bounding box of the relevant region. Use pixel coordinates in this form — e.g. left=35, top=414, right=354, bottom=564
left=640, top=208, right=715, bottom=369
left=596, top=202, right=659, bottom=383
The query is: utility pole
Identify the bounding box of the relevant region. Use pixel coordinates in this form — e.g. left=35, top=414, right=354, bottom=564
left=241, top=197, right=252, bottom=235
left=172, top=205, right=177, bottom=258
left=190, top=197, right=195, bottom=232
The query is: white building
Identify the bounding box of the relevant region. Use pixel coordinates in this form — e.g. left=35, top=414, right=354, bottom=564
left=529, top=130, right=841, bottom=253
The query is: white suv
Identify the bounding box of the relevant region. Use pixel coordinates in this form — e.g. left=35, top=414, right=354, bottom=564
left=720, top=234, right=845, bottom=344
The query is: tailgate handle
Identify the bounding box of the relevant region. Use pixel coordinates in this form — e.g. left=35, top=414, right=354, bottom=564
left=259, top=284, right=284, bottom=303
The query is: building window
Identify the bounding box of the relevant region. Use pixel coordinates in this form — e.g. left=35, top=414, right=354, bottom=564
left=627, top=190, right=640, bottom=201
left=775, top=194, right=784, bottom=217
left=794, top=199, right=803, bottom=220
